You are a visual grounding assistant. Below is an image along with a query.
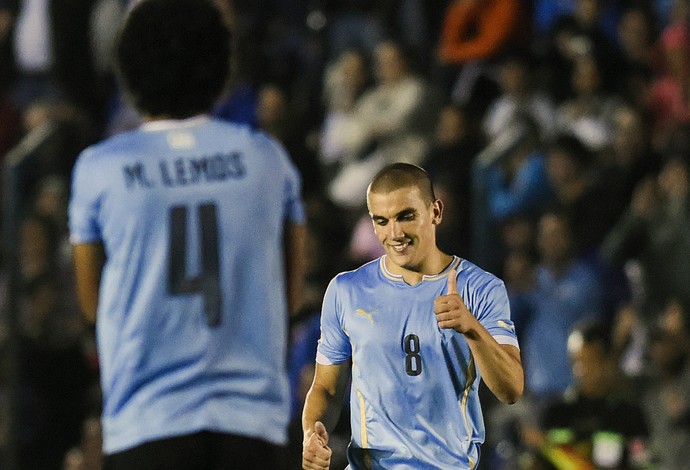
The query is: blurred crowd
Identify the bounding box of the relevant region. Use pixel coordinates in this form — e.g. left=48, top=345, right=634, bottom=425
left=0, top=0, right=689, bottom=469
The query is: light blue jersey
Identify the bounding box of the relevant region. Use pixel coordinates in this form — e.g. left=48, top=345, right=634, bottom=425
left=68, top=116, right=305, bottom=454
left=317, top=256, right=519, bottom=470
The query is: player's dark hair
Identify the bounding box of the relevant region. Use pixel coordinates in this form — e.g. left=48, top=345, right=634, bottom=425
left=115, top=0, right=231, bottom=118
left=368, top=163, right=436, bottom=205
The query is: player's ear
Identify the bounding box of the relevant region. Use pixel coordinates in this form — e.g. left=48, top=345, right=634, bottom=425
left=431, top=199, right=443, bottom=225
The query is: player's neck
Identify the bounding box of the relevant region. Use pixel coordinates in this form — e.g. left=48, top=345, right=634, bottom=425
left=142, top=113, right=207, bottom=122
left=385, top=251, right=453, bottom=285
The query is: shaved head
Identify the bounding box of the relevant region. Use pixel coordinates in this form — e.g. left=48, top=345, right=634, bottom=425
left=367, top=163, right=436, bottom=207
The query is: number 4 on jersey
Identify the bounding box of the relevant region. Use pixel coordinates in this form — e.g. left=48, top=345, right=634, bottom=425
left=168, top=204, right=222, bottom=327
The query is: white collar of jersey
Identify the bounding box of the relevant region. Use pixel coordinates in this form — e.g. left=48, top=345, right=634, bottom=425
left=139, top=115, right=210, bottom=132
left=379, top=255, right=461, bottom=282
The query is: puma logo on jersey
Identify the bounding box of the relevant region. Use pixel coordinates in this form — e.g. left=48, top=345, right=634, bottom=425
left=497, top=320, right=515, bottom=333
left=355, top=308, right=375, bottom=323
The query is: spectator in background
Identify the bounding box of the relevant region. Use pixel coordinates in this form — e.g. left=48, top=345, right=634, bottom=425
left=601, top=153, right=690, bottom=325
left=502, top=247, right=537, bottom=341
left=63, top=415, right=103, bottom=470
left=256, top=83, right=289, bottom=142
left=0, top=78, right=22, bottom=156
left=326, top=39, right=435, bottom=211
left=319, top=48, right=371, bottom=175
left=471, top=113, right=553, bottom=273
left=655, top=0, right=690, bottom=29
left=0, top=0, right=12, bottom=87
left=641, top=296, right=690, bottom=469
left=321, top=0, right=386, bottom=62
left=482, top=51, right=557, bottom=143
left=520, top=210, right=605, bottom=400
left=424, top=103, right=485, bottom=256
left=255, top=83, right=322, bottom=199
left=209, top=0, right=263, bottom=129
left=17, top=209, right=81, bottom=343
left=553, top=51, right=623, bottom=153
left=614, top=4, right=657, bottom=108
left=321, top=0, right=431, bottom=72
left=31, top=175, right=68, bottom=233
left=17, top=272, right=95, bottom=470
left=597, top=106, right=661, bottom=225
left=435, top=0, right=527, bottom=106
left=522, top=319, right=651, bottom=470
left=88, top=0, right=124, bottom=84
left=1, top=0, right=103, bottom=118
left=19, top=211, right=64, bottom=284
left=544, top=133, right=617, bottom=257
left=21, top=99, right=96, bottom=198
left=532, top=0, right=620, bottom=106
left=531, top=0, right=621, bottom=42
left=646, top=22, right=690, bottom=153
left=480, top=115, right=553, bottom=224
left=320, top=48, right=371, bottom=116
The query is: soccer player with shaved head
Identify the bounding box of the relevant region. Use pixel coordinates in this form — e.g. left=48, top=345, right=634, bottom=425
left=302, top=163, right=523, bottom=469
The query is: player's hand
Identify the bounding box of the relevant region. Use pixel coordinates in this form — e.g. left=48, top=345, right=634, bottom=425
left=434, top=269, right=475, bottom=334
left=303, top=421, right=332, bottom=470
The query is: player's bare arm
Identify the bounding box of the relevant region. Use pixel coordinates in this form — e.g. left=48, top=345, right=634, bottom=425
left=434, top=270, right=524, bottom=404
left=285, top=221, right=307, bottom=316
left=73, top=243, right=106, bottom=324
left=302, top=363, right=347, bottom=469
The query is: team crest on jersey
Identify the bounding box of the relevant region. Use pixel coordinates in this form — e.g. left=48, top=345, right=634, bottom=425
left=355, top=308, right=376, bottom=323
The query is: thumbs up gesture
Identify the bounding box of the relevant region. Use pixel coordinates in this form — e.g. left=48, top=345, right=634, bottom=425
left=434, top=269, right=474, bottom=334
left=446, top=268, right=459, bottom=295
left=303, top=421, right=332, bottom=470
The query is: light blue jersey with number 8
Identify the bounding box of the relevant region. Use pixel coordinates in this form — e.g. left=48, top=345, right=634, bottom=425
left=317, top=256, right=519, bottom=469
left=69, top=116, right=305, bottom=454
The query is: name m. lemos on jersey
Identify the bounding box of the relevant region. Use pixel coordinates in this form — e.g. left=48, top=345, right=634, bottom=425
left=123, top=152, right=246, bottom=189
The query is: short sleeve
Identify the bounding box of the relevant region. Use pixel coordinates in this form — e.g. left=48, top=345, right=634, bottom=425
left=68, top=149, right=103, bottom=244
left=316, top=276, right=352, bottom=365
left=470, top=277, right=520, bottom=349
left=273, top=139, right=305, bottom=225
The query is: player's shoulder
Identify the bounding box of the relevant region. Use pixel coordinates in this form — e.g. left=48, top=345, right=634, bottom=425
left=85, top=127, right=137, bottom=153
left=215, top=120, right=297, bottom=171
left=218, top=120, right=287, bottom=155
left=80, top=119, right=282, bottom=159
left=330, top=258, right=381, bottom=288
left=72, top=129, right=141, bottom=171
left=458, top=258, right=505, bottom=289
left=207, top=118, right=259, bottom=140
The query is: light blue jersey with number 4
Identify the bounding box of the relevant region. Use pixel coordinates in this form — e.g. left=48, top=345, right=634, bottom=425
left=68, top=116, right=305, bottom=454
left=317, top=256, right=519, bottom=470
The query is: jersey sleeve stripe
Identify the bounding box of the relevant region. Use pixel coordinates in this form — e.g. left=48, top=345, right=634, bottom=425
left=492, top=335, right=520, bottom=349
left=315, top=351, right=335, bottom=365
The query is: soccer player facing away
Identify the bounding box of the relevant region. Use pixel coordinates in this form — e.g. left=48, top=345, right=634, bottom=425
left=68, top=0, right=306, bottom=468
left=302, top=163, right=523, bottom=470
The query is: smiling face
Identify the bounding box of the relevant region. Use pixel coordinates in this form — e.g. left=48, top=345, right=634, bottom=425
left=367, top=185, right=443, bottom=275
